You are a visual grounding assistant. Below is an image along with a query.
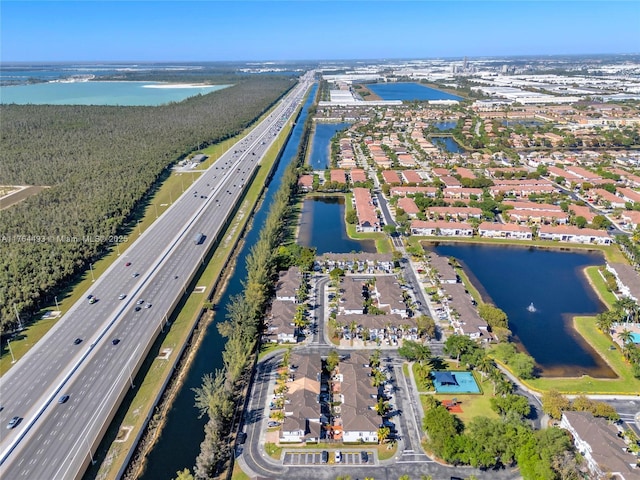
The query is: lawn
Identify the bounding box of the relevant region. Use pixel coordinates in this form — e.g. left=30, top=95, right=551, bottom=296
left=525, top=315, right=640, bottom=395
left=431, top=392, right=499, bottom=424
left=584, top=265, right=617, bottom=308
left=343, top=192, right=393, bottom=253
left=418, top=237, right=627, bottom=264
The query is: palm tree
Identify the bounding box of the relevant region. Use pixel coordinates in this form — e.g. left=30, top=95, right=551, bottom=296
left=375, top=397, right=390, bottom=416
left=476, top=356, right=495, bottom=381
left=618, top=328, right=634, bottom=345
left=495, top=378, right=514, bottom=397
left=595, top=312, right=614, bottom=333
left=615, top=297, right=637, bottom=324
left=377, top=426, right=390, bottom=444
left=369, top=349, right=381, bottom=369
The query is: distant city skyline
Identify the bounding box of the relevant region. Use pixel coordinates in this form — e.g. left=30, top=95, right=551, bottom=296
left=1, top=1, right=638, bottom=62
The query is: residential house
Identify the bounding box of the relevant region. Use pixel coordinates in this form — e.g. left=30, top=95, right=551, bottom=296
left=538, top=225, right=612, bottom=245
left=560, top=411, right=638, bottom=480
left=410, top=220, right=474, bottom=237
left=478, top=222, right=533, bottom=240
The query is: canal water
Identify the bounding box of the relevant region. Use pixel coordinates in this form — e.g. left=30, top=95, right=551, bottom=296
left=432, top=243, right=614, bottom=378
left=308, top=122, right=351, bottom=169
left=297, top=196, right=375, bottom=254
left=367, top=82, right=462, bottom=101
left=138, top=84, right=318, bottom=479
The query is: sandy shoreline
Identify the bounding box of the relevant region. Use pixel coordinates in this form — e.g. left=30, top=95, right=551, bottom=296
left=143, top=83, right=225, bottom=89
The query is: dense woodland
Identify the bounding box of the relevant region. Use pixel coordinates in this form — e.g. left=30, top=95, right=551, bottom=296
left=0, top=75, right=295, bottom=332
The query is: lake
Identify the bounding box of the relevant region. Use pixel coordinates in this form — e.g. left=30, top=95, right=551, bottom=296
left=434, top=121, right=457, bottom=131
left=431, top=135, right=464, bottom=153
left=367, top=82, right=462, bottom=101
left=0, top=81, right=230, bottom=106
left=431, top=243, right=614, bottom=378
left=298, top=196, right=375, bottom=254
left=308, top=122, right=351, bottom=170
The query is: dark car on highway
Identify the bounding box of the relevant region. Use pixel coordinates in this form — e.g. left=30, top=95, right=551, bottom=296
left=6, top=416, right=21, bottom=429
left=73, top=338, right=82, bottom=345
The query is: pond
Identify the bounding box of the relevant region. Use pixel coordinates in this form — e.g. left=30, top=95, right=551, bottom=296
left=431, top=243, right=614, bottom=378
left=308, top=122, right=351, bottom=170
left=367, top=82, right=462, bottom=101
left=431, top=136, right=464, bottom=153
left=297, top=196, right=375, bottom=254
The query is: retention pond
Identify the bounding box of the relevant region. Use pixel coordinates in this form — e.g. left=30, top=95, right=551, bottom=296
left=431, top=243, right=615, bottom=378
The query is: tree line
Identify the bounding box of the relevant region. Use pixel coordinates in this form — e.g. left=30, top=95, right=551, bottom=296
left=186, top=87, right=320, bottom=478
left=0, top=75, right=294, bottom=332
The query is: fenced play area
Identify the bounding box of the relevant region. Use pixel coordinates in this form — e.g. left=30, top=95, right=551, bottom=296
left=432, top=371, right=481, bottom=394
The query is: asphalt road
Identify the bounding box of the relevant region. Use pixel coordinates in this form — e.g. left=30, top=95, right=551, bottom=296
left=0, top=72, right=315, bottom=480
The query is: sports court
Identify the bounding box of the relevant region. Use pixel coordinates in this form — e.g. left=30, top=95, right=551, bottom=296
left=432, top=371, right=480, bottom=394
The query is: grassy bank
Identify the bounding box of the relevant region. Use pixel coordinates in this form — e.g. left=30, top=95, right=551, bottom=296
left=584, top=265, right=618, bottom=308
left=417, top=236, right=627, bottom=264
left=343, top=192, right=393, bottom=253
left=525, top=316, right=640, bottom=394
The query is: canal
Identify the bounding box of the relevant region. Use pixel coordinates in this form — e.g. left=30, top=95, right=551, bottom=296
left=138, top=84, right=318, bottom=479
left=431, top=243, right=614, bottom=378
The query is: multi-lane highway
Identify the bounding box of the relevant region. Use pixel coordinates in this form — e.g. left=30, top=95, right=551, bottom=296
left=0, top=71, right=314, bottom=480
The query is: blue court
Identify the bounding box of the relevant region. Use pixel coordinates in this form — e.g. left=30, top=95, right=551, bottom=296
left=432, top=371, right=481, bottom=394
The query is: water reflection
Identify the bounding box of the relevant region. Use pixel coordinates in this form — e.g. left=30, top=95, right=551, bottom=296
left=298, top=196, right=375, bottom=254
left=431, top=243, right=614, bottom=378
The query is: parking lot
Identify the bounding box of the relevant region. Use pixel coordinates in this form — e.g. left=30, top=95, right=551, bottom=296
left=283, top=450, right=373, bottom=466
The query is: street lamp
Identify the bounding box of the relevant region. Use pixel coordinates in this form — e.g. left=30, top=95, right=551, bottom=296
left=137, top=220, right=142, bottom=236
left=89, top=263, right=95, bottom=282
left=13, top=303, right=23, bottom=330
left=7, top=339, right=16, bottom=364
left=54, top=296, right=59, bottom=310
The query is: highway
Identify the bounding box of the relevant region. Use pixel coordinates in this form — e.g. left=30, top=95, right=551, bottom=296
left=0, top=71, right=315, bottom=480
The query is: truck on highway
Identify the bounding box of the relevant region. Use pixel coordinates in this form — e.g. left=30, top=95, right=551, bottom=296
left=193, top=232, right=205, bottom=245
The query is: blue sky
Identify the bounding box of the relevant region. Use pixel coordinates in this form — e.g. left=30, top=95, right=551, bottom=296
left=1, top=1, right=638, bottom=62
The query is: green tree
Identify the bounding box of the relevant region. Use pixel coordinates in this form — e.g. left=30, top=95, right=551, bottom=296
left=510, top=352, right=536, bottom=379
left=378, top=426, right=391, bottom=444
left=541, top=390, right=570, bottom=420
left=326, top=349, right=340, bottom=373
left=398, top=340, right=432, bottom=363
left=491, top=393, right=531, bottom=418
left=173, top=468, right=194, bottom=480
left=415, top=314, right=436, bottom=339
left=478, top=304, right=509, bottom=329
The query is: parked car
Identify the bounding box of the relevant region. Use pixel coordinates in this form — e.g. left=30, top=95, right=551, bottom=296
left=267, top=421, right=280, bottom=428
left=334, top=451, right=342, bottom=463
left=321, top=451, right=328, bottom=463
left=237, top=432, right=247, bottom=444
